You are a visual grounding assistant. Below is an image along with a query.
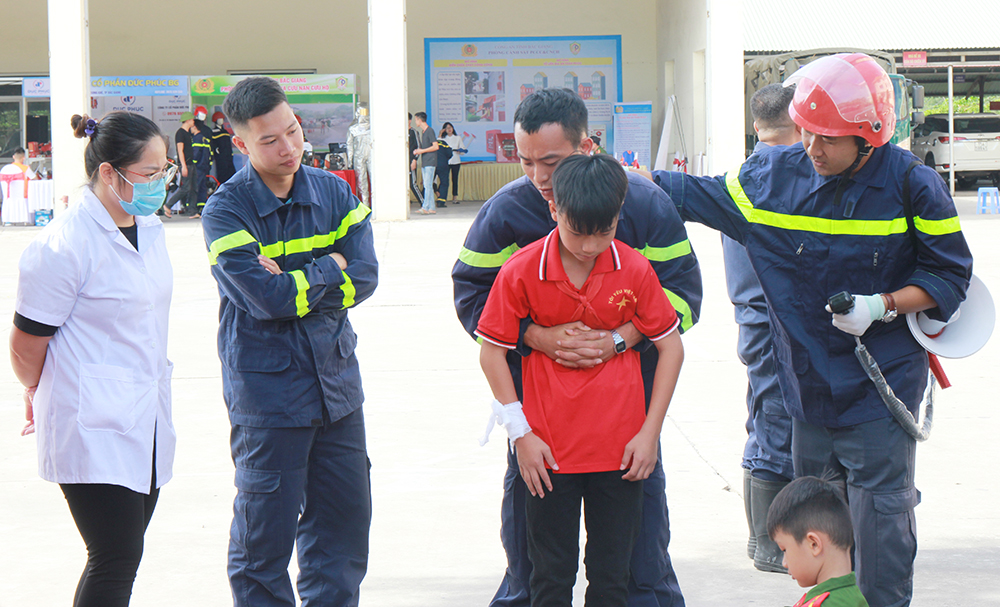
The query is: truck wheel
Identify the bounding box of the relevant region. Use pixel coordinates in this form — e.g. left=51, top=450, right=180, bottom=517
left=924, top=153, right=935, bottom=168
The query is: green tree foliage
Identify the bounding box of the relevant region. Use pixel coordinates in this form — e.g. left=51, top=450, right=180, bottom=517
left=924, top=95, right=1000, bottom=115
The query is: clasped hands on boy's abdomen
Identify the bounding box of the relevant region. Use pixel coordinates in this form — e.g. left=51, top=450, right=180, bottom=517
left=525, top=320, right=635, bottom=368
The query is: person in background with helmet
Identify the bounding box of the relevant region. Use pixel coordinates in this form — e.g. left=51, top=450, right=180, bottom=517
left=190, top=105, right=214, bottom=217
left=211, top=111, right=236, bottom=184
left=651, top=54, right=973, bottom=607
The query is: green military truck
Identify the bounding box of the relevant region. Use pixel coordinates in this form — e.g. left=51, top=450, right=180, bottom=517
left=744, top=48, right=923, bottom=155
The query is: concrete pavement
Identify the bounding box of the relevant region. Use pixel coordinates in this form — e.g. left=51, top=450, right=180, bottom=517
left=0, top=193, right=997, bottom=606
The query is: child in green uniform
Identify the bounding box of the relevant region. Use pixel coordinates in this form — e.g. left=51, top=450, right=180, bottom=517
left=767, top=477, right=870, bottom=607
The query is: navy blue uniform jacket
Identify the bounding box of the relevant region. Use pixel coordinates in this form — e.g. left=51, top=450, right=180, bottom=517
left=654, top=143, right=972, bottom=427
left=202, top=163, right=378, bottom=427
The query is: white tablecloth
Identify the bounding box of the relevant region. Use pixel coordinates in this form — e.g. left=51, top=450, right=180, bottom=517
left=2, top=180, right=54, bottom=225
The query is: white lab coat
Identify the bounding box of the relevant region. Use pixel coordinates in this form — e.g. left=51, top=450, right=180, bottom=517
left=15, top=189, right=175, bottom=494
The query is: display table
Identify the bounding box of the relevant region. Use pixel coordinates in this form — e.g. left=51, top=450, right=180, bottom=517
left=331, top=169, right=357, bottom=197
left=2, top=179, right=54, bottom=226
left=28, top=179, right=54, bottom=213
left=410, top=161, right=524, bottom=202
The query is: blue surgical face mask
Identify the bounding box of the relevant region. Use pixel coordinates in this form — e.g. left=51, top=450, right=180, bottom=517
left=111, top=170, right=168, bottom=216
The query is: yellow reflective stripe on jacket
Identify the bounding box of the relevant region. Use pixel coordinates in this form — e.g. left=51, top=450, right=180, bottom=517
left=752, top=209, right=910, bottom=236
left=914, top=215, right=962, bottom=235
left=334, top=203, right=371, bottom=240
left=724, top=165, right=963, bottom=237
left=637, top=239, right=692, bottom=262
left=208, top=230, right=258, bottom=265
left=725, top=169, right=755, bottom=221
left=664, top=288, right=694, bottom=333
left=458, top=243, right=521, bottom=269
left=288, top=270, right=310, bottom=317
left=340, top=270, right=357, bottom=308
left=258, top=204, right=371, bottom=259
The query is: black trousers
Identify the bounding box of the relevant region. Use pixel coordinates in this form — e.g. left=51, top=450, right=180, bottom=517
left=434, top=164, right=450, bottom=203
left=525, top=471, right=643, bottom=607
left=449, top=164, right=460, bottom=197
left=59, top=455, right=158, bottom=607
left=167, top=168, right=197, bottom=214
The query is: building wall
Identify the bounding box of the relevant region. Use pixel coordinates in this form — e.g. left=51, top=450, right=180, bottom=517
left=655, top=0, right=744, bottom=174
left=4, top=1, right=658, bottom=116
left=7, top=1, right=747, bottom=175
left=1, top=1, right=371, bottom=96
left=657, top=0, right=708, bottom=168
left=404, top=0, right=659, bottom=125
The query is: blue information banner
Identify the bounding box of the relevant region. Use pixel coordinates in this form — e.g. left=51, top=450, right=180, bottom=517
left=425, top=36, right=622, bottom=161
left=22, top=76, right=189, bottom=98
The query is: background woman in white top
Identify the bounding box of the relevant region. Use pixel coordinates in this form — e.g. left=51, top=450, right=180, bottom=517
left=441, top=121, right=465, bottom=204
left=10, top=111, right=175, bottom=607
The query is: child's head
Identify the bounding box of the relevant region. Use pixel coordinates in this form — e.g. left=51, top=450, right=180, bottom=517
left=767, top=476, right=854, bottom=587
left=549, top=153, right=627, bottom=261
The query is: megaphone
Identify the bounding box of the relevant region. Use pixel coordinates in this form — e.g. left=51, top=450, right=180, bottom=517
left=907, top=274, right=995, bottom=359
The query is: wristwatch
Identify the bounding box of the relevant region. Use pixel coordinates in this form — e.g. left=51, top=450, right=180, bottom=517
left=880, top=292, right=898, bottom=323
left=610, top=329, right=627, bottom=354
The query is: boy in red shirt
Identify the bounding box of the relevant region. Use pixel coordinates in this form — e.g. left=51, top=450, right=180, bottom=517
left=477, top=153, right=684, bottom=606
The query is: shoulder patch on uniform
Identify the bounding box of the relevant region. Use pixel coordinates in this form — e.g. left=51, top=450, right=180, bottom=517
left=793, top=591, right=830, bottom=607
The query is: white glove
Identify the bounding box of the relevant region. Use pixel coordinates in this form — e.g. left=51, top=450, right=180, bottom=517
left=915, top=309, right=960, bottom=337
left=826, top=293, right=885, bottom=336
left=479, top=399, right=532, bottom=447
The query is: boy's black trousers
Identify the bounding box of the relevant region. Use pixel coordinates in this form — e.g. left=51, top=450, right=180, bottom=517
left=525, top=470, right=643, bottom=607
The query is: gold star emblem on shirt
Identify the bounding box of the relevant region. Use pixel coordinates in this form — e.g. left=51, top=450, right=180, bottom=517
left=616, top=296, right=632, bottom=310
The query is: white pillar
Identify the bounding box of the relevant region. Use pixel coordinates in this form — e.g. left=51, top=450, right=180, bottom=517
left=705, top=0, right=744, bottom=175
left=368, top=0, right=409, bottom=221
left=948, top=64, right=955, bottom=196
left=48, top=0, right=90, bottom=212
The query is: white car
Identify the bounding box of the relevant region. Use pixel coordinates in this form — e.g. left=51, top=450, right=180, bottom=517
left=911, top=113, right=1000, bottom=188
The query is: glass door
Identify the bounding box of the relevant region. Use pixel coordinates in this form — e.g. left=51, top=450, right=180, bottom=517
left=0, top=97, right=23, bottom=160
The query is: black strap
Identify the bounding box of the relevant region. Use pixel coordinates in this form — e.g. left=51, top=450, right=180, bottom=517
left=902, top=160, right=922, bottom=251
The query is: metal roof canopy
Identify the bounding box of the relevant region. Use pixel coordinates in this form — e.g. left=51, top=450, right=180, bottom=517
left=744, top=1, right=1000, bottom=100
left=744, top=0, right=1000, bottom=52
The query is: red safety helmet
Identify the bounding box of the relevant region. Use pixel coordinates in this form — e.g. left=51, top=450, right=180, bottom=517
left=212, top=111, right=225, bottom=123
left=194, top=105, right=208, bottom=120
left=785, top=53, right=896, bottom=148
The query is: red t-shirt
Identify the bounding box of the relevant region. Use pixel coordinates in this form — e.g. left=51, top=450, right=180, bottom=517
left=476, top=228, right=679, bottom=473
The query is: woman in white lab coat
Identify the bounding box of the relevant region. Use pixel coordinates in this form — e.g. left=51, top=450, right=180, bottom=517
left=10, top=111, right=175, bottom=607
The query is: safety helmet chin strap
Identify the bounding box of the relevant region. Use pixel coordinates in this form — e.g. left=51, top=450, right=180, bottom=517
left=832, top=140, right=873, bottom=206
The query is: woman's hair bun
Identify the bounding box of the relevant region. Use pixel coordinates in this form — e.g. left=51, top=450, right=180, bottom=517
left=71, top=114, right=98, bottom=140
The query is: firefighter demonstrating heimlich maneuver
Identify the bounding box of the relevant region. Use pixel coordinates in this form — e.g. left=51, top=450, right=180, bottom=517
left=651, top=54, right=973, bottom=607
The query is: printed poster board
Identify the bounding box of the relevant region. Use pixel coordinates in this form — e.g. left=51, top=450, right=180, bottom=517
left=425, top=36, right=622, bottom=161
left=86, top=76, right=190, bottom=157
left=191, top=75, right=357, bottom=153
left=612, top=102, right=652, bottom=171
